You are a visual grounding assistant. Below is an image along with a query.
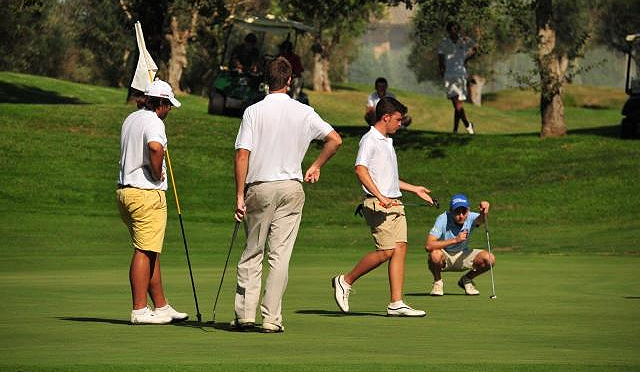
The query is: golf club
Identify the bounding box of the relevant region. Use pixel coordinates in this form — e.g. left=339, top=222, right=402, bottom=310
left=484, top=215, right=497, bottom=299
left=403, top=198, right=440, bottom=209
left=165, top=149, right=202, bottom=323
left=212, top=221, right=241, bottom=324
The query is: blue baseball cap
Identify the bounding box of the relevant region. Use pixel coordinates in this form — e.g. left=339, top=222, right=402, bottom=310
left=450, top=193, right=470, bottom=210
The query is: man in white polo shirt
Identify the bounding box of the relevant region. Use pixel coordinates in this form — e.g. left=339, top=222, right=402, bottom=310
left=332, top=96, right=434, bottom=317
left=117, top=79, right=188, bottom=324
left=232, top=57, right=342, bottom=333
left=438, top=21, right=477, bottom=134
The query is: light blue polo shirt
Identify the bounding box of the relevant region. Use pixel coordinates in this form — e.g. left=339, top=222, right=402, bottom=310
left=429, top=211, right=480, bottom=253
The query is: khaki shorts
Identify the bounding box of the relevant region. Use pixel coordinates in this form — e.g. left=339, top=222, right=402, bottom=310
left=442, top=249, right=482, bottom=271
left=444, top=76, right=468, bottom=101
left=116, top=188, right=167, bottom=253
left=362, top=197, right=407, bottom=250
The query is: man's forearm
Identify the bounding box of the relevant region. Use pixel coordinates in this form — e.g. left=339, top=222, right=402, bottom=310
left=399, top=180, right=417, bottom=193
left=355, top=165, right=385, bottom=201
left=234, top=149, right=250, bottom=198
left=310, top=130, right=342, bottom=170
left=148, top=142, right=164, bottom=181
left=426, top=237, right=458, bottom=251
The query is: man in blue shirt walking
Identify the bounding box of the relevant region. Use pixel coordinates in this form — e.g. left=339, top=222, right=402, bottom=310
left=425, top=194, right=494, bottom=295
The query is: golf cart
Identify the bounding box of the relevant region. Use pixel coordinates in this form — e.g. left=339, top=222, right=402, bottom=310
left=208, top=15, right=313, bottom=116
left=621, top=33, right=640, bottom=139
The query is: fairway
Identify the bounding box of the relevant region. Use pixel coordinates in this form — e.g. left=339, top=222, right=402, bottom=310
left=0, top=72, right=638, bottom=371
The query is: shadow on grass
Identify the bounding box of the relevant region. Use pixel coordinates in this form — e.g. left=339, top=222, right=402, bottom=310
left=330, top=84, right=359, bottom=92
left=295, top=309, right=385, bottom=317
left=321, top=126, right=473, bottom=158
left=57, top=317, right=131, bottom=325
left=58, top=317, right=210, bottom=331
left=567, top=124, right=623, bottom=139
left=0, top=81, right=84, bottom=104
left=405, top=292, right=467, bottom=297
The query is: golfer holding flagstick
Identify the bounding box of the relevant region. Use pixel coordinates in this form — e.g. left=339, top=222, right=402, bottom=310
left=116, top=79, right=189, bottom=324
left=231, top=57, right=342, bottom=333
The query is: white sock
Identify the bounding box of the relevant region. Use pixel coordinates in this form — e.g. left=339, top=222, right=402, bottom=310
left=155, top=304, right=170, bottom=311
left=132, top=307, right=149, bottom=314
left=389, top=300, right=404, bottom=308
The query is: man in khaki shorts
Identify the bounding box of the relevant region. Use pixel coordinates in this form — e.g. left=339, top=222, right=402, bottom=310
left=425, top=193, right=494, bottom=296
left=232, top=57, right=342, bottom=333
left=117, top=79, right=188, bottom=324
left=332, top=96, right=435, bottom=317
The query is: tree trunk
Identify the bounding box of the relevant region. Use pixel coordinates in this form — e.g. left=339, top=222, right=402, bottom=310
left=536, top=0, right=567, bottom=137
left=165, top=16, right=190, bottom=94
left=313, top=52, right=332, bottom=92
left=467, top=74, right=485, bottom=106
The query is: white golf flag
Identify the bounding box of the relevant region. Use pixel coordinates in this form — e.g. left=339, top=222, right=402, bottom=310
left=131, top=21, right=158, bottom=91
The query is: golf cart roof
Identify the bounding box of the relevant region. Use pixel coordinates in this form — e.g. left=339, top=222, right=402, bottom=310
left=228, top=14, right=313, bottom=34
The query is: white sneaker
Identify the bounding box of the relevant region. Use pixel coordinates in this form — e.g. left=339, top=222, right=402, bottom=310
left=466, top=123, right=475, bottom=134
left=332, top=275, right=351, bottom=313
left=154, top=304, right=189, bottom=322
left=261, top=322, right=284, bottom=333
left=430, top=280, right=444, bottom=296
left=458, top=276, right=480, bottom=295
left=387, top=302, right=426, bottom=317
left=131, top=307, right=172, bottom=324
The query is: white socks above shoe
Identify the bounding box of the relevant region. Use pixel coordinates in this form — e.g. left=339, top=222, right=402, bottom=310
left=132, top=307, right=149, bottom=315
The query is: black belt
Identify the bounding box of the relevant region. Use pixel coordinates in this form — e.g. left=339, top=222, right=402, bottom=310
left=117, top=184, right=134, bottom=189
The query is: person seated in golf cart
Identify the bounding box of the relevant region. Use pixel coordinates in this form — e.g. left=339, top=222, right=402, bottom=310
left=230, top=33, right=260, bottom=73
left=424, top=194, right=494, bottom=296
left=278, top=40, right=304, bottom=99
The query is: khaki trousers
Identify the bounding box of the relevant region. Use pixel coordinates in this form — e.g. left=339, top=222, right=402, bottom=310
left=234, top=180, right=305, bottom=326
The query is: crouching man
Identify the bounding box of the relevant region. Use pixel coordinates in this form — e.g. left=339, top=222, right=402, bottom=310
left=425, top=194, right=494, bottom=296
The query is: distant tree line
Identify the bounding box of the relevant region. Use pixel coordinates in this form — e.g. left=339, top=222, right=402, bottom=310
left=1, top=0, right=638, bottom=136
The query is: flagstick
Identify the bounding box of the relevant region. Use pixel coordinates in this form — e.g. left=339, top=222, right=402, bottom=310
left=133, top=21, right=201, bottom=323
left=165, top=148, right=202, bottom=323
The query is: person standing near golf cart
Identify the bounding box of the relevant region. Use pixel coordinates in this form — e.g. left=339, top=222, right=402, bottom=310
left=116, top=80, right=189, bottom=324
left=332, top=96, right=433, bottom=317
left=438, top=21, right=477, bottom=134
left=425, top=194, right=494, bottom=296
left=232, top=57, right=342, bottom=333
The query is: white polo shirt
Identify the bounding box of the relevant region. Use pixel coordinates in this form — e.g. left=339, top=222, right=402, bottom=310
left=437, top=36, right=476, bottom=79
left=355, top=126, right=401, bottom=198
left=235, top=93, right=334, bottom=183
left=118, top=109, right=168, bottom=190
left=366, top=91, right=395, bottom=109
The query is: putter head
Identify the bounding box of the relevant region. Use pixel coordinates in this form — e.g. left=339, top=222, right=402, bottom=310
left=489, top=295, right=497, bottom=299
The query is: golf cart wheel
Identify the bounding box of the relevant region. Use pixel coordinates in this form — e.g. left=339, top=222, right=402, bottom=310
left=621, top=117, right=638, bottom=139
left=208, top=90, right=225, bottom=115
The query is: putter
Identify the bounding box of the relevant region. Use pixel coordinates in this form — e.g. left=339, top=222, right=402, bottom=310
left=484, top=215, right=497, bottom=299
left=403, top=198, right=440, bottom=209
left=165, top=149, right=202, bottom=323
left=212, top=221, right=241, bottom=324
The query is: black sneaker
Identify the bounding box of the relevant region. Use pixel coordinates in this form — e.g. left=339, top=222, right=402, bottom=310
left=229, top=319, right=255, bottom=331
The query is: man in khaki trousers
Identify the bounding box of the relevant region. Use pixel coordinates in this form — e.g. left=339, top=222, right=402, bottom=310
left=232, top=57, right=342, bottom=333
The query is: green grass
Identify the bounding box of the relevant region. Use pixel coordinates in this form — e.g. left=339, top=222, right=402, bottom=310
left=0, top=71, right=638, bottom=371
